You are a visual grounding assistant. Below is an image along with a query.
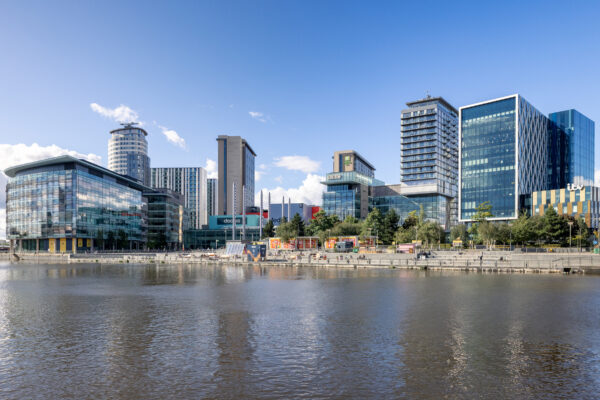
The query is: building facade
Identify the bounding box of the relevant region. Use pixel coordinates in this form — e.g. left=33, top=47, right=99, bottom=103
left=217, top=135, right=256, bottom=215
left=401, top=96, right=458, bottom=198
left=144, top=189, right=188, bottom=250
left=370, top=184, right=453, bottom=230
left=108, top=124, right=151, bottom=186
left=150, top=167, right=207, bottom=229
left=268, top=202, right=314, bottom=226
left=459, top=95, right=549, bottom=222
left=322, top=151, right=383, bottom=220
left=207, top=178, right=218, bottom=220
left=5, top=156, right=146, bottom=252
left=530, top=186, right=600, bottom=229
left=549, top=109, right=595, bottom=187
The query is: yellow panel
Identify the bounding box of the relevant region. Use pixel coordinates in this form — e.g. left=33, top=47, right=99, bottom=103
left=78, top=238, right=83, bottom=248
left=532, top=192, right=538, bottom=205
left=560, top=189, right=565, bottom=203
left=49, top=238, right=55, bottom=253
left=567, top=203, right=572, bottom=215
left=557, top=203, right=563, bottom=215
left=540, top=205, right=545, bottom=216
left=87, top=239, right=92, bottom=248
left=550, top=190, right=556, bottom=204
left=542, top=191, right=546, bottom=203
left=60, top=238, right=66, bottom=253
left=570, top=191, right=576, bottom=202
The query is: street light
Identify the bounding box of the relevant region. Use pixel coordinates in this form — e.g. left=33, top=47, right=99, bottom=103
left=568, top=221, right=574, bottom=250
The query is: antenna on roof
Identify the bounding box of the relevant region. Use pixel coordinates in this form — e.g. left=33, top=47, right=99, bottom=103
left=120, top=122, right=139, bottom=128
left=425, top=90, right=431, bottom=99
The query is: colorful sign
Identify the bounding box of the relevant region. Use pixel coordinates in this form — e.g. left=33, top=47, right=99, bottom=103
left=59, top=238, right=66, bottom=253
left=49, top=238, right=55, bottom=253
left=269, top=238, right=281, bottom=249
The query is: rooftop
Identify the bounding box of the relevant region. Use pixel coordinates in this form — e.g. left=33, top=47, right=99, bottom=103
left=405, top=96, right=458, bottom=114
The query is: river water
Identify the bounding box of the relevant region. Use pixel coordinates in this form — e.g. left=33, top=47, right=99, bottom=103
left=0, top=262, right=599, bottom=399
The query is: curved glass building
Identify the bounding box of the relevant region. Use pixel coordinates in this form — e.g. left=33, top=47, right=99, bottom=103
left=108, top=124, right=150, bottom=186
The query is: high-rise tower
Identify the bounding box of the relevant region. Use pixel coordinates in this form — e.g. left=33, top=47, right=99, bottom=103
left=216, top=135, right=256, bottom=215
left=108, top=123, right=150, bottom=186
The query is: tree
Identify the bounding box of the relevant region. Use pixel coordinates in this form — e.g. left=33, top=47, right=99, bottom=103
left=478, top=221, right=497, bottom=247
left=117, top=229, right=128, bottom=250
left=543, top=206, right=568, bottom=244
left=381, top=209, right=400, bottom=244
left=361, top=208, right=384, bottom=241
left=511, top=212, right=534, bottom=245
left=419, top=221, right=444, bottom=247
left=107, top=231, right=116, bottom=250
left=262, top=219, right=275, bottom=238
left=289, top=213, right=305, bottom=237
left=276, top=221, right=297, bottom=243
left=95, top=229, right=105, bottom=250
left=473, top=201, right=493, bottom=223
left=450, top=224, right=468, bottom=242
left=496, top=223, right=512, bottom=245
left=331, top=219, right=362, bottom=236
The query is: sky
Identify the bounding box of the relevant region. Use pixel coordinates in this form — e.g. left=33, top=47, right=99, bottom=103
left=1, top=0, right=600, bottom=238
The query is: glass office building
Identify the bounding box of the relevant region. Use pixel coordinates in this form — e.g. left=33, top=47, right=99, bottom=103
left=5, top=155, right=146, bottom=252
left=322, top=171, right=384, bottom=220
left=529, top=186, right=600, bottom=229
left=459, top=95, right=549, bottom=222
left=108, top=124, right=151, bottom=186
left=144, top=189, right=187, bottom=250
left=151, top=167, right=207, bottom=229
left=549, top=109, right=595, bottom=186
left=207, top=178, right=218, bottom=219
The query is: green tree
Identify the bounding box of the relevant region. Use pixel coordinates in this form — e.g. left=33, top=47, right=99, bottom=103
left=262, top=219, right=275, bottom=238
left=117, top=229, right=128, bottom=250
left=419, top=221, right=444, bottom=247
left=468, top=202, right=494, bottom=244
left=277, top=221, right=297, bottom=242
left=331, top=219, right=362, bottom=236
left=107, top=231, right=116, bottom=250
left=542, top=206, right=568, bottom=244
left=450, top=224, right=468, bottom=242
left=289, top=213, right=306, bottom=237
left=95, top=229, right=105, bottom=250
left=511, top=212, right=533, bottom=245
left=381, top=209, right=400, bottom=244
left=361, top=208, right=384, bottom=241
left=496, top=223, right=512, bottom=245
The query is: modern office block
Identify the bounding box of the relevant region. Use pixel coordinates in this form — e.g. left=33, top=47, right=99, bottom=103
left=322, top=151, right=383, bottom=220
left=150, top=167, right=207, bottom=229
left=216, top=135, right=256, bottom=215
left=401, top=96, right=458, bottom=198
left=459, top=94, right=549, bottom=222
left=108, top=123, right=151, bottom=186
left=268, top=202, right=314, bottom=226
left=144, top=188, right=188, bottom=250
left=207, top=178, right=218, bottom=219
left=5, top=155, right=146, bottom=252
left=529, top=186, right=600, bottom=229
left=370, top=184, right=453, bottom=230
left=549, top=109, right=595, bottom=186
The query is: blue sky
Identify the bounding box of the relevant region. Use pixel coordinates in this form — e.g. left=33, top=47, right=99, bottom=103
left=1, top=0, right=599, bottom=214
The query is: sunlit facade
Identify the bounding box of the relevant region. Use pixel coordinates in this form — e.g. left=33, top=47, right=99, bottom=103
left=459, top=95, right=549, bottom=222
left=108, top=124, right=151, bottom=186
left=5, top=156, right=146, bottom=252
left=530, top=186, right=600, bottom=229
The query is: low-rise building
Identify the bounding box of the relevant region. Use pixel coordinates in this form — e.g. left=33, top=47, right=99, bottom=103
left=144, top=188, right=188, bottom=250
left=529, top=185, right=600, bottom=229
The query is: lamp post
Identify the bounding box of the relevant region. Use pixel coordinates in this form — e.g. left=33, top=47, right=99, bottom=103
left=568, top=221, right=574, bottom=250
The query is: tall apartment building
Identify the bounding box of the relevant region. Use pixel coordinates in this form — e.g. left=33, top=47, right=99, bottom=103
left=459, top=94, right=549, bottom=222
left=216, top=135, right=256, bottom=215
left=549, top=109, right=595, bottom=187
left=108, top=123, right=151, bottom=186
left=207, top=178, right=218, bottom=219
left=400, top=96, right=458, bottom=228
left=151, top=167, right=207, bottom=229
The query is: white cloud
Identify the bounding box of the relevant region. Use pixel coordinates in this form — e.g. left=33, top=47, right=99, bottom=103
left=274, top=175, right=283, bottom=183
left=274, top=155, right=321, bottom=174
left=255, top=174, right=324, bottom=206
left=595, top=169, right=600, bottom=186
left=255, top=170, right=264, bottom=182
left=249, top=111, right=267, bottom=123
left=205, top=158, right=218, bottom=179
left=0, top=143, right=102, bottom=240
left=90, top=103, right=140, bottom=124
left=158, top=125, right=186, bottom=149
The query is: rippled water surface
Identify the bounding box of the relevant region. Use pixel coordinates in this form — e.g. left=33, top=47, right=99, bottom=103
left=0, top=262, right=599, bottom=399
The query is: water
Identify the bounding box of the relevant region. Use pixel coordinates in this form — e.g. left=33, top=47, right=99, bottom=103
left=0, top=263, right=599, bottom=399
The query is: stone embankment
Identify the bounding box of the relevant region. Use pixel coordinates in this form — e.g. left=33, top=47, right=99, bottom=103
left=3, top=250, right=600, bottom=274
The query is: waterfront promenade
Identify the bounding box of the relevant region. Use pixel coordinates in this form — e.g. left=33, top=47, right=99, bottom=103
left=4, top=249, right=600, bottom=274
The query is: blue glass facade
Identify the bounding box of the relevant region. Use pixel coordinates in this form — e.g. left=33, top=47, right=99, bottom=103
left=460, top=95, right=550, bottom=221
left=322, top=171, right=384, bottom=220
left=549, top=110, right=595, bottom=186
left=5, top=156, right=146, bottom=252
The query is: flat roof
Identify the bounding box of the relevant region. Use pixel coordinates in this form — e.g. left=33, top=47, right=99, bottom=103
left=109, top=125, right=148, bottom=136
left=216, top=135, right=257, bottom=156
left=334, top=150, right=375, bottom=170
left=405, top=96, right=458, bottom=114
left=4, top=155, right=149, bottom=191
